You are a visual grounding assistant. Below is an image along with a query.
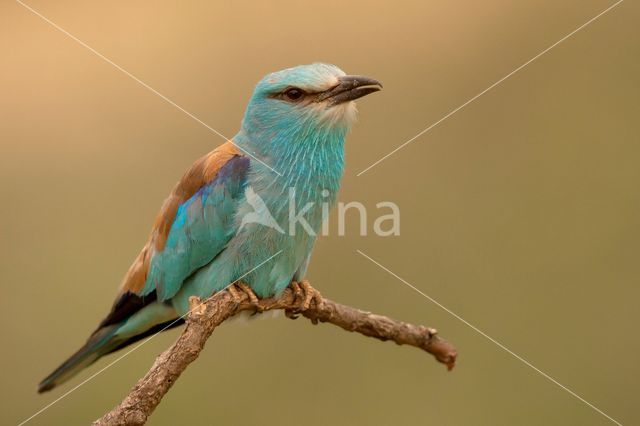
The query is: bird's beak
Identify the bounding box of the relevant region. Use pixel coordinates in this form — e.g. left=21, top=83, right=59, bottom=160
left=317, top=75, right=383, bottom=106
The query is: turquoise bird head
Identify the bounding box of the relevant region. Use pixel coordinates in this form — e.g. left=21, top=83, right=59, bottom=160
left=237, top=63, right=382, bottom=163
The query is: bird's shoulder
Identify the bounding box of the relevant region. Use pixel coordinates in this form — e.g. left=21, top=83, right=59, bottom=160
left=120, top=140, right=247, bottom=295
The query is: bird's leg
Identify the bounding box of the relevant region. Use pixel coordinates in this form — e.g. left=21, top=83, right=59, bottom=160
left=299, top=280, right=323, bottom=311
left=285, top=281, right=304, bottom=319
left=237, top=282, right=260, bottom=306
left=227, top=284, right=242, bottom=303
left=228, top=282, right=262, bottom=314
left=290, top=281, right=304, bottom=304
left=286, top=280, right=323, bottom=317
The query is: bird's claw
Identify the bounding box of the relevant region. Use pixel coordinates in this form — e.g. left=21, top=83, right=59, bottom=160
left=287, top=280, right=323, bottom=318
left=228, top=284, right=241, bottom=303
left=228, top=282, right=262, bottom=312
left=300, top=280, right=323, bottom=311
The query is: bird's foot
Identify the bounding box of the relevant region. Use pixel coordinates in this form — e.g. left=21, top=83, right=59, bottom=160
left=228, top=282, right=262, bottom=312
left=286, top=280, right=323, bottom=319
left=299, top=280, right=323, bottom=311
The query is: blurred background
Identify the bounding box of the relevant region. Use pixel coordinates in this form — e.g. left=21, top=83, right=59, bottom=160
left=1, top=0, right=638, bottom=425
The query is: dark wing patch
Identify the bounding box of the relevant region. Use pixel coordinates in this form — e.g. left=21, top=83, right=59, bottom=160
left=96, top=290, right=158, bottom=330
left=104, top=317, right=185, bottom=355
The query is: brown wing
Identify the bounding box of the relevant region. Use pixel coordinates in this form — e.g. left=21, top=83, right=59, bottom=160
left=120, top=140, right=242, bottom=294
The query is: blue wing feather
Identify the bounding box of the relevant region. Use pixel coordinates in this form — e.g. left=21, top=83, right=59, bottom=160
left=142, top=156, right=249, bottom=300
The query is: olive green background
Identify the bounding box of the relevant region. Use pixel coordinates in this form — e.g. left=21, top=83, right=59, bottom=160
left=1, top=1, right=638, bottom=425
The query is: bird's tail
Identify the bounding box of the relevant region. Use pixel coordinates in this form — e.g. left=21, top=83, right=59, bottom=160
left=38, top=299, right=182, bottom=393
left=37, top=325, right=121, bottom=393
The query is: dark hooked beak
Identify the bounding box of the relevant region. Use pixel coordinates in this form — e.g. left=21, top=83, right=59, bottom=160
left=317, top=75, right=382, bottom=106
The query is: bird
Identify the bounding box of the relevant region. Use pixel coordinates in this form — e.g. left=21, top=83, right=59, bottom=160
left=38, top=63, right=381, bottom=393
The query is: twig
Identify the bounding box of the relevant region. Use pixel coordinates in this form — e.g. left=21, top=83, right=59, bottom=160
left=94, top=283, right=457, bottom=425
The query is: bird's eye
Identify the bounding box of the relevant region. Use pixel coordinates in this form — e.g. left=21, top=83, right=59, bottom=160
left=283, top=88, right=305, bottom=102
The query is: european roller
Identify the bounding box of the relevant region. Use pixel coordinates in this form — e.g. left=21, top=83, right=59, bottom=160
left=38, top=63, right=381, bottom=392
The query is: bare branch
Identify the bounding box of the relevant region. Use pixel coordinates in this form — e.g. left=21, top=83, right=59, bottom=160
left=94, top=283, right=457, bottom=425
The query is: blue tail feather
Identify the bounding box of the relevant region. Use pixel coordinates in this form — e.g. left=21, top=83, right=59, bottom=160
left=37, top=325, right=121, bottom=393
